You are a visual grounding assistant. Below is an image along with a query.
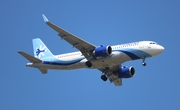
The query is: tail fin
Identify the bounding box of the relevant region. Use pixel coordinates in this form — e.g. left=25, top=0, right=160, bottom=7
left=33, top=38, right=54, bottom=60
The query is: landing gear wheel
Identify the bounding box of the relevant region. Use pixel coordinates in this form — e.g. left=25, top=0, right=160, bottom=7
left=85, top=61, right=92, bottom=68
left=101, top=75, right=107, bottom=81
left=142, top=62, right=146, bottom=66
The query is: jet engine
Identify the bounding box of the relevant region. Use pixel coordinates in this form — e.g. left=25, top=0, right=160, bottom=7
left=118, top=66, right=135, bottom=78
left=93, top=45, right=112, bottom=57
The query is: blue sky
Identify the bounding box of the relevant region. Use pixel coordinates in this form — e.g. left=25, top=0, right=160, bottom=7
left=1, top=0, right=180, bottom=110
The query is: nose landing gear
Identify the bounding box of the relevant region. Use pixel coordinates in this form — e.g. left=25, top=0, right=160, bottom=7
left=142, top=57, right=146, bottom=66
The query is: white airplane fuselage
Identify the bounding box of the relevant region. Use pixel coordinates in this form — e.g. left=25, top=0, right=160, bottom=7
left=27, top=41, right=164, bottom=70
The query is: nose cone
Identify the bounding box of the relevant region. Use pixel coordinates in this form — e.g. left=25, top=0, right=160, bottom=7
left=158, top=45, right=165, bottom=53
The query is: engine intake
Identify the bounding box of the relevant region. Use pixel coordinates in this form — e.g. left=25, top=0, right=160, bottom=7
left=118, top=66, right=135, bottom=78
left=93, top=45, right=112, bottom=57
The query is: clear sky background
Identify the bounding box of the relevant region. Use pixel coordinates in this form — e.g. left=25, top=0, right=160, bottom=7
left=0, top=0, right=180, bottom=110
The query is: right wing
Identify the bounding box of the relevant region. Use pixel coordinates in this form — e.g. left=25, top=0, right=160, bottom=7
left=99, top=65, right=122, bottom=86
left=42, top=14, right=96, bottom=60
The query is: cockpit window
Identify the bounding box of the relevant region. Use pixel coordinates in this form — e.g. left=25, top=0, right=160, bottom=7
left=150, top=42, right=158, bottom=44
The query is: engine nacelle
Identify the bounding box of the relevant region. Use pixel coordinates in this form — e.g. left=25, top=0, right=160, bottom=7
left=118, top=66, right=135, bottom=78
left=93, top=45, right=112, bottom=57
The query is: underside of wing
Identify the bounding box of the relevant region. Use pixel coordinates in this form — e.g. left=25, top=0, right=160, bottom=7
left=99, top=65, right=122, bottom=86
left=107, top=73, right=122, bottom=86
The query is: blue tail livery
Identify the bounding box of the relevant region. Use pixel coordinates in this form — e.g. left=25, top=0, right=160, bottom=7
left=33, top=38, right=54, bottom=60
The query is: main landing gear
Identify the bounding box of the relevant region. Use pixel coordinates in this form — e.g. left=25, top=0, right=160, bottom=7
left=142, top=57, right=146, bottom=66
left=85, top=61, right=108, bottom=81
left=85, top=61, right=92, bottom=68
left=101, top=75, right=107, bottom=81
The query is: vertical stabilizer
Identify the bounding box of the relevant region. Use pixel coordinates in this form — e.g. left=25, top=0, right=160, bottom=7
left=33, top=38, right=54, bottom=60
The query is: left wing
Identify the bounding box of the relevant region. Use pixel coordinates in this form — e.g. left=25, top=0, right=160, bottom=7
left=99, top=65, right=122, bottom=86
left=42, top=14, right=96, bottom=60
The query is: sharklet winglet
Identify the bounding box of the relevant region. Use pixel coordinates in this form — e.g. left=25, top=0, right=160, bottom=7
left=42, top=14, right=49, bottom=22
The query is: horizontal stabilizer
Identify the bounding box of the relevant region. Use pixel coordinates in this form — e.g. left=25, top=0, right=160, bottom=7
left=38, top=68, right=48, bottom=74
left=18, top=51, right=42, bottom=63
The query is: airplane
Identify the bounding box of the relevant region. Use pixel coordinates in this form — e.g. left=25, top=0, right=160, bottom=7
left=18, top=14, right=164, bottom=86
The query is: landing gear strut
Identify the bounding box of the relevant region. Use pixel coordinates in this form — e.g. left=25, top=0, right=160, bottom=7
left=142, top=57, right=146, bottom=66
left=101, top=75, right=107, bottom=81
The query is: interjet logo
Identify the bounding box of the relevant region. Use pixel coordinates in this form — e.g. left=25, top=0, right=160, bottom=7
left=34, top=45, right=46, bottom=58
